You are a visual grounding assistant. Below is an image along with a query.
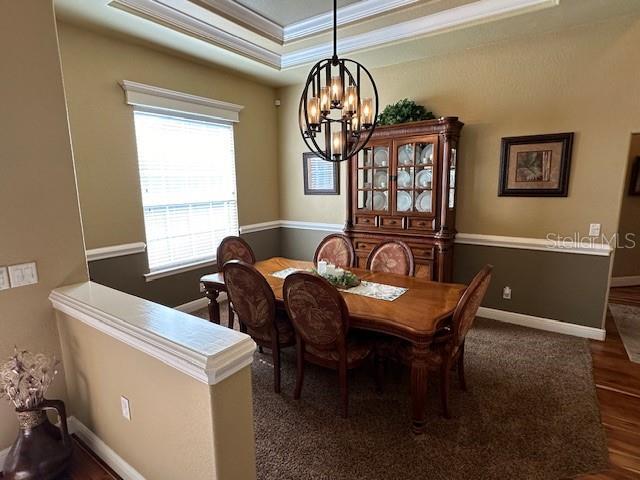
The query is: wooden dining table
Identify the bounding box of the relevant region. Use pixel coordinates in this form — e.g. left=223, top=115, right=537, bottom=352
left=200, top=257, right=467, bottom=434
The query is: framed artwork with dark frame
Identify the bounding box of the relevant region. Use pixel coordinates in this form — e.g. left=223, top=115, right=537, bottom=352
left=303, top=152, right=340, bottom=195
left=629, top=156, right=640, bottom=196
left=498, top=132, right=574, bottom=197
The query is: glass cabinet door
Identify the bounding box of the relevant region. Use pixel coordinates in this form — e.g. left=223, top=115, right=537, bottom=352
left=395, top=140, right=436, bottom=215
left=356, top=145, right=389, bottom=212
left=448, top=147, right=457, bottom=209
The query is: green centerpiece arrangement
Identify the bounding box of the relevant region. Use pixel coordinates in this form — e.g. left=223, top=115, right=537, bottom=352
left=315, top=261, right=361, bottom=289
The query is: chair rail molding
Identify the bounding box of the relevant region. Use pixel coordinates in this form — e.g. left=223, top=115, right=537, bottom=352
left=478, top=307, right=606, bottom=341
left=49, top=282, right=256, bottom=385
left=455, top=233, right=613, bottom=256
left=86, top=242, right=147, bottom=262
left=239, top=220, right=344, bottom=233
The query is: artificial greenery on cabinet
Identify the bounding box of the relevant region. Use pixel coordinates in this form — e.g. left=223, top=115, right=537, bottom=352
left=377, top=99, right=436, bottom=126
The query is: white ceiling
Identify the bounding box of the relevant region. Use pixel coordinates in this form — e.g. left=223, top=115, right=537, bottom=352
left=234, top=0, right=359, bottom=26
left=54, top=0, right=640, bottom=86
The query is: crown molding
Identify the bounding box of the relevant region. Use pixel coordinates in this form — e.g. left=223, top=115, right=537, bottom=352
left=193, top=0, right=284, bottom=43
left=281, top=0, right=559, bottom=68
left=108, top=0, right=281, bottom=68
left=283, top=0, right=420, bottom=42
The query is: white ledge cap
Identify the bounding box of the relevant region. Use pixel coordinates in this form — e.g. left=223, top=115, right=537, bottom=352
left=49, top=282, right=255, bottom=385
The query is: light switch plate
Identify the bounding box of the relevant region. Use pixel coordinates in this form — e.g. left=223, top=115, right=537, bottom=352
left=8, top=262, right=38, bottom=288
left=0, top=267, right=10, bottom=291
left=589, top=223, right=601, bottom=237
left=121, top=396, right=131, bottom=421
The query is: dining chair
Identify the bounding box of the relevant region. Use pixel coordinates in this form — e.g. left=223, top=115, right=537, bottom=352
left=366, top=239, right=415, bottom=276
left=380, top=264, right=493, bottom=418
left=283, top=272, right=378, bottom=418
left=222, top=260, right=294, bottom=393
left=217, top=236, right=256, bottom=329
left=313, top=233, right=355, bottom=268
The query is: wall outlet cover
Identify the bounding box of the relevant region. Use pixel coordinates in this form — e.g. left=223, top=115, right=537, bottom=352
left=502, top=286, right=512, bottom=300
left=589, top=223, right=601, bottom=237
left=120, top=396, right=131, bottom=421
left=0, top=267, right=10, bottom=291
left=8, top=262, right=38, bottom=288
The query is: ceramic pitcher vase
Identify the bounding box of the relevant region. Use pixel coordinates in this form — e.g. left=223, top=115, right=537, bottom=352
left=3, top=399, right=72, bottom=480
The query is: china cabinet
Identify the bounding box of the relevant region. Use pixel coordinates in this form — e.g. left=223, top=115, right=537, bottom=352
left=345, top=117, right=463, bottom=281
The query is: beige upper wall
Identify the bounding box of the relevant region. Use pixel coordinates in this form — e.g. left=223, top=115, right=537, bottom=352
left=0, top=1, right=88, bottom=449
left=57, top=23, right=281, bottom=249
left=612, top=133, right=640, bottom=277
left=277, top=15, right=640, bottom=238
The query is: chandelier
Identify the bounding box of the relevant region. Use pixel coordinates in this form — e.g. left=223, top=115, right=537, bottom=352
left=298, top=0, right=379, bottom=162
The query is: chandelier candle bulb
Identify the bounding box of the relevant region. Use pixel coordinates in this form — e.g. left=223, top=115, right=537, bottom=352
left=362, top=98, right=374, bottom=127
left=345, top=85, right=358, bottom=115
left=332, top=131, right=343, bottom=159
left=331, top=75, right=343, bottom=107
left=307, top=97, right=321, bottom=127
left=320, top=86, right=331, bottom=115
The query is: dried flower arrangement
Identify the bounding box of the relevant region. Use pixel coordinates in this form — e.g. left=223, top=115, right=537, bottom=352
left=0, top=348, right=59, bottom=411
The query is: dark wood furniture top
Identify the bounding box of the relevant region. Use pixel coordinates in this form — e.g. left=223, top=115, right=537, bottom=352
left=202, top=257, right=465, bottom=342
left=346, top=118, right=463, bottom=282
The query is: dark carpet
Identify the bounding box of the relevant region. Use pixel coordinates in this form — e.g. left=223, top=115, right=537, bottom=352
left=194, top=307, right=608, bottom=479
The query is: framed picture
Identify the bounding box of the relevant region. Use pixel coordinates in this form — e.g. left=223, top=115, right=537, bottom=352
left=629, top=157, right=640, bottom=196
left=498, top=132, right=574, bottom=197
left=303, top=152, right=340, bottom=195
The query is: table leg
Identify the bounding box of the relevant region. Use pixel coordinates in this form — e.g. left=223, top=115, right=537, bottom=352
left=410, top=343, right=430, bottom=434
left=203, top=287, right=221, bottom=324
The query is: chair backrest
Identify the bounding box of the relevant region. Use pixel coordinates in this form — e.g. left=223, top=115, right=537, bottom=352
left=222, top=260, right=276, bottom=341
left=217, top=236, right=256, bottom=269
left=313, top=234, right=355, bottom=268
left=452, top=265, right=493, bottom=347
left=366, top=240, right=415, bottom=276
left=283, top=272, right=350, bottom=352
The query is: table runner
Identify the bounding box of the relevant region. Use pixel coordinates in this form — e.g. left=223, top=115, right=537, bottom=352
left=270, top=268, right=407, bottom=302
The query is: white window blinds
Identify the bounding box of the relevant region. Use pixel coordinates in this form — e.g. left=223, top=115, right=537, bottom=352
left=132, top=110, right=239, bottom=272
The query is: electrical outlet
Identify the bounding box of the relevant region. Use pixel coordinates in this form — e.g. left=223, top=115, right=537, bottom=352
left=199, top=282, right=205, bottom=293
left=0, top=267, right=10, bottom=291
left=589, top=223, right=601, bottom=237
left=8, top=262, right=38, bottom=288
left=120, top=396, right=131, bottom=421
left=503, top=286, right=512, bottom=300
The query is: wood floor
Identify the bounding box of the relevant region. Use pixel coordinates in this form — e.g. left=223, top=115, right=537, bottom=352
left=0, top=436, right=120, bottom=480
left=579, top=286, right=640, bottom=480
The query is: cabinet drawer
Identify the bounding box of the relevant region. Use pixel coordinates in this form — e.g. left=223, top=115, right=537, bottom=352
left=354, top=240, right=377, bottom=252
left=354, top=214, right=377, bottom=228
left=410, top=246, right=435, bottom=260
left=415, top=262, right=433, bottom=280
left=379, top=216, right=404, bottom=229
left=407, top=218, right=435, bottom=230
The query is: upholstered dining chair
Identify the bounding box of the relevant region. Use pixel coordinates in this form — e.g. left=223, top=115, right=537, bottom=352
left=217, top=236, right=256, bottom=329
left=283, top=272, right=378, bottom=418
left=366, top=239, right=415, bottom=276
left=380, top=264, right=493, bottom=418
left=222, top=260, right=294, bottom=393
left=313, top=233, right=355, bottom=268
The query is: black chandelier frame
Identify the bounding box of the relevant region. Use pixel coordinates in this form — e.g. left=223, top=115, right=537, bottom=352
left=297, top=0, right=379, bottom=163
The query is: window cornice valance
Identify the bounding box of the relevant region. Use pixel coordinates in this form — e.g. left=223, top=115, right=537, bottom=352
left=120, top=80, right=244, bottom=123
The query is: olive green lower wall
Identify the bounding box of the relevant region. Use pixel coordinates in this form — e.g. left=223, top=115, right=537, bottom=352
left=279, top=227, right=610, bottom=329
left=453, top=245, right=610, bottom=329
left=87, top=230, right=280, bottom=307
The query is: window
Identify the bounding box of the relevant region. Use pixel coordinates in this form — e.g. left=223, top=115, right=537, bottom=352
left=132, top=110, right=239, bottom=273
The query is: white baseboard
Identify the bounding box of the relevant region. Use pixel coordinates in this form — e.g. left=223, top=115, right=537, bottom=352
left=610, top=275, right=640, bottom=287
left=478, top=307, right=606, bottom=341
left=174, top=293, right=227, bottom=314
left=68, top=416, right=146, bottom=480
